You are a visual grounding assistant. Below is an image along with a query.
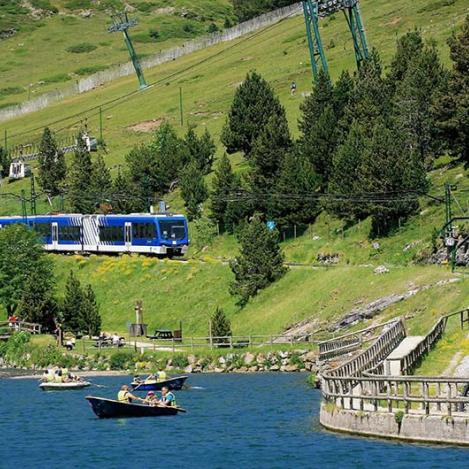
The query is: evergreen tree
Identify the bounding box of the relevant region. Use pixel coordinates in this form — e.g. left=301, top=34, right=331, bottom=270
left=361, top=122, right=428, bottom=236
left=229, top=214, right=287, bottom=306
left=333, top=69, right=354, bottom=122
left=210, top=306, right=232, bottom=345
left=91, top=154, right=112, bottom=206
left=250, top=110, right=292, bottom=212
left=81, top=284, right=101, bottom=338
left=0, top=224, right=56, bottom=321
left=221, top=71, right=284, bottom=157
left=37, top=127, right=66, bottom=196
left=184, top=126, right=216, bottom=175
left=210, top=154, right=237, bottom=230
left=387, top=31, right=424, bottom=94
left=272, top=148, right=320, bottom=226
left=434, top=15, right=469, bottom=163
left=62, top=270, right=84, bottom=333
left=112, top=167, right=142, bottom=214
left=0, top=146, right=10, bottom=178
left=393, top=43, right=447, bottom=166
left=67, top=134, right=95, bottom=213
left=328, top=121, right=369, bottom=221
left=180, top=161, right=208, bottom=221
left=224, top=174, right=252, bottom=232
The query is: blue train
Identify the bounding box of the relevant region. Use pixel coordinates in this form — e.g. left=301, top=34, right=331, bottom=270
left=0, top=214, right=189, bottom=256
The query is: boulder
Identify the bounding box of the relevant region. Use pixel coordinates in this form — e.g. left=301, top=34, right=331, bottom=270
left=248, top=365, right=258, bottom=372
left=187, top=355, right=197, bottom=365
left=184, top=365, right=193, bottom=374
left=374, top=265, right=389, bottom=274
left=303, top=351, right=317, bottom=362
left=244, top=352, right=256, bottom=365
left=269, top=364, right=280, bottom=371
left=281, top=364, right=299, bottom=372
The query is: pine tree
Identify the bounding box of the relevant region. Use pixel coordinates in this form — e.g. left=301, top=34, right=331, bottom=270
left=328, top=121, right=369, bottom=221
left=393, top=43, right=447, bottom=166
left=0, top=146, right=10, bottom=178
left=91, top=154, right=112, bottom=206
left=387, top=31, right=424, bottom=94
left=180, top=161, right=208, bottom=221
left=210, top=307, right=232, bottom=345
left=81, top=284, right=101, bottom=338
left=250, top=110, right=291, bottom=212
left=434, top=15, right=469, bottom=163
left=62, top=270, right=84, bottom=333
left=229, top=214, right=287, bottom=306
left=333, top=69, right=354, bottom=122
left=361, top=122, right=428, bottom=236
left=224, top=174, right=252, bottom=232
left=67, top=134, right=95, bottom=213
left=37, top=127, right=66, bottom=196
left=210, top=154, right=237, bottom=230
left=184, top=126, right=216, bottom=175
left=272, top=148, right=320, bottom=226
left=221, top=71, right=284, bottom=157
left=112, top=167, right=141, bottom=214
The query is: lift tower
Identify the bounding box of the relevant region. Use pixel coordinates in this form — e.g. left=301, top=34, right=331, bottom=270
left=108, top=11, right=148, bottom=90
left=303, top=0, right=370, bottom=82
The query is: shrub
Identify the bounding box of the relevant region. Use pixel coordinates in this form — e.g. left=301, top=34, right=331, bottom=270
left=74, top=65, right=107, bottom=76
left=171, top=354, right=189, bottom=369
left=149, top=28, right=160, bottom=41
left=31, top=0, right=58, bottom=13
left=109, top=350, right=137, bottom=370
left=182, top=23, right=196, bottom=34
left=66, top=43, right=97, bottom=54
left=41, top=73, right=71, bottom=84
left=207, top=23, right=219, bottom=34
left=64, top=0, right=92, bottom=9
left=0, top=86, right=23, bottom=97
left=394, top=410, right=405, bottom=426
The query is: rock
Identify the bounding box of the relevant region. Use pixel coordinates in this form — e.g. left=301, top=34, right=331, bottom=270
left=279, top=351, right=289, bottom=359
left=79, top=9, right=93, bottom=18
left=218, top=356, right=226, bottom=365
left=281, top=364, right=299, bottom=372
left=244, top=352, right=256, bottom=365
left=248, top=365, right=258, bottom=372
left=374, top=265, right=389, bottom=274
left=187, top=355, right=197, bottom=365
left=256, top=353, right=265, bottom=364
left=184, top=365, right=193, bottom=374
left=214, top=367, right=225, bottom=373
left=238, top=366, right=248, bottom=372
left=303, top=351, right=317, bottom=362
left=372, top=242, right=380, bottom=250
left=313, top=235, right=321, bottom=241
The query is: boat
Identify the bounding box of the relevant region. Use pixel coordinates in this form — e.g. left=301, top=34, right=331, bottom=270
left=85, top=396, right=185, bottom=419
left=130, top=375, right=188, bottom=391
left=39, top=381, right=91, bottom=391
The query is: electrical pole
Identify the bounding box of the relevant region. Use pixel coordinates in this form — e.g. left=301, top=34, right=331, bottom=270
left=30, top=174, right=37, bottom=216
left=108, top=11, right=148, bottom=90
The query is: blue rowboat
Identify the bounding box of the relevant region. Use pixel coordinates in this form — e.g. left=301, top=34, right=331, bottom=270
left=130, top=375, right=188, bottom=391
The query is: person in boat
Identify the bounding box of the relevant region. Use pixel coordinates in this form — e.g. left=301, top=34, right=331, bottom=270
left=157, top=370, right=167, bottom=382
left=144, top=391, right=160, bottom=406
left=117, top=385, right=143, bottom=403
left=133, top=375, right=142, bottom=384
left=54, top=368, right=63, bottom=383
left=145, top=373, right=157, bottom=384
left=160, top=386, right=176, bottom=407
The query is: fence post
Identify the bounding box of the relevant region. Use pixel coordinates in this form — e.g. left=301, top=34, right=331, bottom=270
left=209, top=320, right=213, bottom=350
left=229, top=336, right=233, bottom=349
left=172, top=338, right=175, bottom=354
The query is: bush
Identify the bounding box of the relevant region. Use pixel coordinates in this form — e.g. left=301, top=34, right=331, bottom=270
left=66, top=43, right=97, bottom=54
left=0, top=86, right=23, bottom=97
left=64, top=0, right=92, bottom=9
left=74, top=65, right=107, bottom=76
left=109, top=350, right=137, bottom=370
left=171, top=354, right=189, bottom=369
left=182, top=23, right=196, bottom=34
left=41, top=73, right=71, bottom=84
left=31, top=0, right=58, bottom=13
left=207, top=23, right=220, bottom=34
left=149, top=28, right=160, bottom=41
left=394, top=410, right=405, bottom=426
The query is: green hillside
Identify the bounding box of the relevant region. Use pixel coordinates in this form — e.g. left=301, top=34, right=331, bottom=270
left=0, top=0, right=233, bottom=107
left=1, top=0, right=469, bottom=365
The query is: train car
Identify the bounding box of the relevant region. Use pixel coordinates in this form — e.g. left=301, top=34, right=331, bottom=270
left=0, top=214, right=189, bottom=256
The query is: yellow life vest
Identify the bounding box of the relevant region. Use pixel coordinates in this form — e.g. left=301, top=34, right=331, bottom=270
left=118, top=390, right=130, bottom=402
left=157, top=371, right=167, bottom=382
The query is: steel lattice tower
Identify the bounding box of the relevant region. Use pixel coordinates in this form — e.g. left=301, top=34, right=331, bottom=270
left=303, top=0, right=370, bottom=82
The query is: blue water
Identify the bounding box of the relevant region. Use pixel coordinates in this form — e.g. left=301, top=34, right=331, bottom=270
left=1, top=373, right=468, bottom=468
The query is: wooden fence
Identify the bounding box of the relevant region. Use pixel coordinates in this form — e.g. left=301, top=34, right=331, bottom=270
left=0, top=320, right=41, bottom=335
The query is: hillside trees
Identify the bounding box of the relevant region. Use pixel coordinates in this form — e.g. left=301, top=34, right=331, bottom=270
left=0, top=225, right=56, bottom=327
left=434, top=15, right=469, bottom=163
left=184, top=126, right=216, bottom=174
left=38, top=127, right=66, bottom=196
left=0, top=146, right=11, bottom=178
left=210, top=307, right=232, bottom=345
left=91, top=154, right=113, bottom=206
left=180, top=161, right=208, bottom=221
left=230, top=214, right=287, bottom=306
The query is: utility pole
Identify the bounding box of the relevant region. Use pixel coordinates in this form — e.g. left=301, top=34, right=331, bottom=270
left=30, top=174, right=37, bottom=216
left=21, top=189, right=27, bottom=221
left=108, top=11, right=148, bottom=90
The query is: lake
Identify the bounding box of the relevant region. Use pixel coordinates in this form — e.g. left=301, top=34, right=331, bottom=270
left=1, top=373, right=468, bottom=468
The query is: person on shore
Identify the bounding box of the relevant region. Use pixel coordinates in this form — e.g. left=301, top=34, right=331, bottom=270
left=144, top=391, right=159, bottom=406
left=117, top=385, right=142, bottom=403
left=160, top=386, right=176, bottom=407
left=290, top=81, right=297, bottom=96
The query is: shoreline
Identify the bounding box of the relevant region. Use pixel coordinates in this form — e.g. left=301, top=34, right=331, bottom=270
left=0, top=369, right=129, bottom=379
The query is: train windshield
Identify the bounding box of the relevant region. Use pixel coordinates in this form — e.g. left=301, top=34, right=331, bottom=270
left=159, top=220, right=186, bottom=241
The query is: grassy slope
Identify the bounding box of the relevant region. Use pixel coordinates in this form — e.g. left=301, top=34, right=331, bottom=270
left=1, top=1, right=469, bottom=368
left=0, top=0, right=233, bottom=106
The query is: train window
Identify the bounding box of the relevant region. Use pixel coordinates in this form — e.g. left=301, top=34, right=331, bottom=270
left=33, top=223, right=51, bottom=238
left=59, top=225, right=81, bottom=242
left=159, top=220, right=186, bottom=240
left=132, top=223, right=156, bottom=239
left=99, top=225, right=124, bottom=242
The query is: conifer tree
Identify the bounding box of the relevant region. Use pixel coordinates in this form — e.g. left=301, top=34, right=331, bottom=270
left=38, top=127, right=66, bottom=196
left=0, top=146, right=10, bottom=178
left=180, top=161, right=208, bottom=221
left=91, top=154, right=112, bottom=205
left=221, top=71, right=284, bottom=157
left=184, top=126, right=216, bottom=175
left=224, top=174, right=252, bottom=232
left=361, top=122, right=428, bottom=236
left=112, top=167, right=141, bottom=214
left=272, top=148, right=320, bottom=226
left=210, top=154, right=237, bottom=230
left=434, top=15, right=469, bottom=163
left=229, top=214, right=287, bottom=306
left=81, top=284, right=101, bottom=338
left=250, top=110, right=291, bottom=212
left=67, top=134, right=95, bottom=213
left=393, top=43, right=446, bottom=166
left=332, top=69, right=354, bottom=123
left=328, top=121, right=369, bottom=221
left=210, top=307, right=232, bottom=345
left=62, top=270, right=84, bottom=333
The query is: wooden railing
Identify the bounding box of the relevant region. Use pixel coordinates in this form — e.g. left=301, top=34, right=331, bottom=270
left=321, top=309, right=469, bottom=417
left=0, top=320, right=41, bottom=334
left=318, top=320, right=398, bottom=361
